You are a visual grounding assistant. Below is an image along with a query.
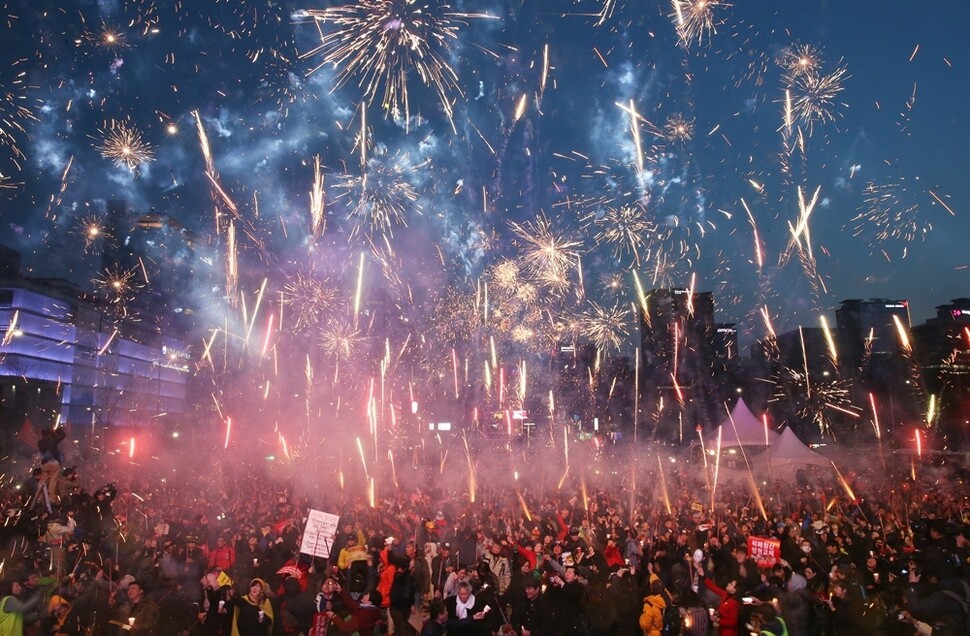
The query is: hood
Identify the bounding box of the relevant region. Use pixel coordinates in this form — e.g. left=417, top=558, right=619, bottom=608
left=644, top=593, right=667, bottom=610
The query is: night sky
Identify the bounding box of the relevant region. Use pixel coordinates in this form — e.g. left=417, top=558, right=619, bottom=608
left=2, top=0, right=969, bottom=354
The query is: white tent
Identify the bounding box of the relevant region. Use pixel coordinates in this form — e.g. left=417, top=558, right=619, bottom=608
left=754, top=427, right=830, bottom=479
left=708, top=398, right=779, bottom=449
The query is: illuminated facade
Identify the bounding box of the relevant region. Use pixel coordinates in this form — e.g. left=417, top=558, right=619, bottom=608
left=0, top=272, right=190, bottom=444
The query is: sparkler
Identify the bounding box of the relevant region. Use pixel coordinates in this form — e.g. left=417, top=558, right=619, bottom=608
left=356, top=436, right=369, bottom=478
left=462, top=432, right=476, bottom=503
left=830, top=461, right=857, bottom=501
left=657, top=455, right=672, bottom=515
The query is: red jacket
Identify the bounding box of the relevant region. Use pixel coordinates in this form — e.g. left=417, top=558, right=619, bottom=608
left=208, top=544, right=236, bottom=572
left=703, top=577, right=740, bottom=636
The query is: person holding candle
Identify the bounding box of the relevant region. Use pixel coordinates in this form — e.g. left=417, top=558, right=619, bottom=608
left=226, top=579, right=274, bottom=636
left=109, top=580, right=159, bottom=636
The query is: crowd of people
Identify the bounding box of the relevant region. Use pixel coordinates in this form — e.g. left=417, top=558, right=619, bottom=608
left=0, top=426, right=968, bottom=636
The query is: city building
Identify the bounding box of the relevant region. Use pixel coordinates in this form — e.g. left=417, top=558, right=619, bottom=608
left=0, top=245, right=191, bottom=454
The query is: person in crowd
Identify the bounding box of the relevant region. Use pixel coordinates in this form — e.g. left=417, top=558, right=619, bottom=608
left=696, top=560, right=740, bottom=636
left=420, top=600, right=447, bottom=636
left=444, top=581, right=489, bottom=636
left=225, top=579, right=273, bottom=636
left=640, top=574, right=669, bottom=636
left=110, top=580, right=160, bottom=636
left=0, top=578, right=44, bottom=636
left=325, top=585, right=383, bottom=636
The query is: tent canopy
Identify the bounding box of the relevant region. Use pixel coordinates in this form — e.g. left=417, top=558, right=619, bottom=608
left=754, top=427, right=830, bottom=479
left=708, top=398, right=779, bottom=449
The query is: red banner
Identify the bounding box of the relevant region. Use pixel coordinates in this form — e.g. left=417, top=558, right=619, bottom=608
left=747, top=536, right=780, bottom=567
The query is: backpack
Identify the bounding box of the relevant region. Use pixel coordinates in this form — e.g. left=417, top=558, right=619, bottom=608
left=662, top=604, right=682, bottom=636
left=349, top=560, right=368, bottom=593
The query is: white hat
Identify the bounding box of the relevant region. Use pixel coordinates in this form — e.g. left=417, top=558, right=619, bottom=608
left=385, top=537, right=395, bottom=545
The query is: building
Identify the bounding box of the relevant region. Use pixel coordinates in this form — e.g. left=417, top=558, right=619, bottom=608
left=0, top=246, right=191, bottom=453
left=912, top=299, right=970, bottom=435
left=835, top=298, right=911, bottom=366
left=639, top=288, right=724, bottom=435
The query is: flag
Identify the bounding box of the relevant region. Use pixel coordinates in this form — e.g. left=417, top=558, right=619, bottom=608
left=15, top=418, right=40, bottom=449
left=216, top=570, right=234, bottom=588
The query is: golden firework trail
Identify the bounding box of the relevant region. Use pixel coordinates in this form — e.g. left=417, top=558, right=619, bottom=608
left=1, top=310, right=19, bottom=347
left=309, top=155, right=326, bottom=242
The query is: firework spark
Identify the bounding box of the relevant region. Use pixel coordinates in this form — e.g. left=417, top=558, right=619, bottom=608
left=663, top=113, right=694, bottom=144
left=583, top=301, right=631, bottom=352
left=789, top=64, right=848, bottom=132
left=510, top=213, right=583, bottom=294
left=303, top=1, right=489, bottom=129
left=319, top=318, right=364, bottom=361
left=851, top=180, right=930, bottom=248
left=0, top=69, right=36, bottom=169
left=335, top=148, right=422, bottom=236
left=591, top=204, right=654, bottom=266
left=671, top=0, right=730, bottom=48
left=283, top=272, right=342, bottom=331
left=96, top=120, right=155, bottom=171
left=76, top=215, right=114, bottom=254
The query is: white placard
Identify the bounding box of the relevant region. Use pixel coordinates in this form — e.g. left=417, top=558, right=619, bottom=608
left=299, top=509, right=340, bottom=558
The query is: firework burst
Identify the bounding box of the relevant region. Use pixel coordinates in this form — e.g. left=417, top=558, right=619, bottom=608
left=94, top=264, right=144, bottom=320
left=789, top=64, right=848, bottom=132
left=663, top=114, right=694, bottom=144
left=583, top=301, right=631, bottom=352
left=96, top=120, right=155, bottom=172
left=780, top=43, right=823, bottom=81
left=303, top=0, right=484, bottom=127
left=671, top=0, right=730, bottom=48
left=335, top=148, right=422, bottom=236
left=851, top=180, right=930, bottom=248
left=429, top=288, right=479, bottom=345
left=0, top=69, right=36, bottom=169
left=769, top=365, right=860, bottom=435
left=87, top=23, right=129, bottom=50
left=95, top=265, right=140, bottom=299
left=76, top=215, right=115, bottom=254
left=591, top=204, right=654, bottom=266
left=600, top=272, right=626, bottom=297
left=319, top=318, right=365, bottom=361
left=283, top=272, right=342, bottom=332
left=510, top=213, right=583, bottom=294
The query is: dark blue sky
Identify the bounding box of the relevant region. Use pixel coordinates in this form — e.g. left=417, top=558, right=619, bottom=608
left=2, top=0, right=968, bottom=352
